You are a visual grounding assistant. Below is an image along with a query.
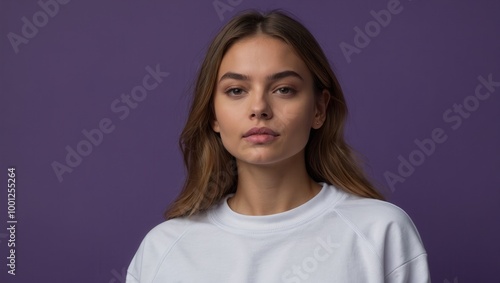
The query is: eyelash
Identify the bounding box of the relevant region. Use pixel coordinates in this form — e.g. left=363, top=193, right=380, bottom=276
left=225, top=88, right=245, bottom=96
left=274, top=87, right=296, bottom=95
left=224, top=86, right=297, bottom=96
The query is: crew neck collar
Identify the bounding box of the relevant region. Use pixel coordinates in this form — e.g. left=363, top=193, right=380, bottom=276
left=208, top=183, right=344, bottom=233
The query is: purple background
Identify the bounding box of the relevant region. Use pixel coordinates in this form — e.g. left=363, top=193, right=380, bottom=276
left=1, top=0, right=499, bottom=282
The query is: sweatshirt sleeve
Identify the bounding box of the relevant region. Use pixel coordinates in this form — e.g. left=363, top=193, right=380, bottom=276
left=126, top=270, right=140, bottom=283
left=337, top=197, right=431, bottom=282
left=374, top=202, right=431, bottom=282
left=126, top=238, right=145, bottom=283
left=125, top=219, right=192, bottom=283
left=385, top=253, right=430, bottom=283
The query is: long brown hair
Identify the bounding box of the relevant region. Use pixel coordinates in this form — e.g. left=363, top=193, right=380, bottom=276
left=165, top=10, right=384, bottom=219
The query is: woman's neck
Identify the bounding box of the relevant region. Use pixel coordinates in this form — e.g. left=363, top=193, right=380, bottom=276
left=228, top=152, right=321, bottom=216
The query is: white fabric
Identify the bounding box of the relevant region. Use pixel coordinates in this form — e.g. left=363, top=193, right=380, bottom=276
left=126, top=183, right=430, bottom=282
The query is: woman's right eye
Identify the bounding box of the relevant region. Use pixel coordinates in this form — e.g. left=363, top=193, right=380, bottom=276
left=225, top=88, right=245, bottom=96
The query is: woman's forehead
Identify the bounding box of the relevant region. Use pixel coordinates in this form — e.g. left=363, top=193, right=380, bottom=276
left=218, top=35, right=311, bottom=82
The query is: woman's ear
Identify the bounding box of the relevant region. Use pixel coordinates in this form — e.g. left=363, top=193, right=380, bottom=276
left=313, top=89, right=330, bottom=129
left=212, top=119, right=220, bottom=133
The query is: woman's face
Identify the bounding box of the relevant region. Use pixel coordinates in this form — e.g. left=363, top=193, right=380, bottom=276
left=212, top=34, right=328, bottom=166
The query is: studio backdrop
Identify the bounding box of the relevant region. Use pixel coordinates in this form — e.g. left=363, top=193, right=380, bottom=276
left=1, top=0, right=499, bottom=282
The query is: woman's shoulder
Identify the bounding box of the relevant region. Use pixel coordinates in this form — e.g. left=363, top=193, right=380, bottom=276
left=142, top=213, right=208, bottom=246
left=132, top=213, right=210, bottom=262
left=330, top=186, right=427, bottom=272
left=331, top=186, right=419, bottom=232
left=127, top=214, right=208, bottom=282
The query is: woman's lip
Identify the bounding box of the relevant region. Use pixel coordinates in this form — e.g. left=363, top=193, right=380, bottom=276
left=243, top=134, right=279, bottom=144
left=242, top=127, right=279, bottom=138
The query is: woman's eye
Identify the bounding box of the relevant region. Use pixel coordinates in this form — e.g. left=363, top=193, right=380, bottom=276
left=225, top=88, right=244, bottom=96
left=275, top=87, right=295, bottom=95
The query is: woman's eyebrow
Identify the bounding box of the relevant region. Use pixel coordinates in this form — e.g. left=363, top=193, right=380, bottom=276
left=219, top=70, right=303, bottom=83
left=219, top=72, right=249, bottom=82
left=267, top=70, right=303, bottom=82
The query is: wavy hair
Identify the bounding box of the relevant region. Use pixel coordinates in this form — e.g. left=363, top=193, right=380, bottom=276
left=165, top=10, right=384, bottom=219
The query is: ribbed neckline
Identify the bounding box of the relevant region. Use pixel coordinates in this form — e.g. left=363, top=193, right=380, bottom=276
left=208, top=183, right=344, bottom=233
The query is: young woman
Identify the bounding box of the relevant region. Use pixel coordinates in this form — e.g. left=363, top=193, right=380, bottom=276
left=127, top=10, right=430, bottom=282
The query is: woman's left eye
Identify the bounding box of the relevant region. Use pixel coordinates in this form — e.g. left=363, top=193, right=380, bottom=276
left=274, top=87, right=296, bottom=95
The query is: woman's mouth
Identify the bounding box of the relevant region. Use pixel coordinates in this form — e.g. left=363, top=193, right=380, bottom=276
left=243, top=127, right=279, bottom=144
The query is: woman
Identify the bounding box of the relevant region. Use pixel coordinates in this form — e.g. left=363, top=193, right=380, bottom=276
left=127, top=10, right=430, bottom=282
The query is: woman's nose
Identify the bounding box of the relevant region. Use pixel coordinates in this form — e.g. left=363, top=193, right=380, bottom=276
left=249, top=91, right=273, bottom=120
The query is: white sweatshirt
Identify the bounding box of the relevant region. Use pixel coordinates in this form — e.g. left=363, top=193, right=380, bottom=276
left=127, top=183, right=430, bottom=282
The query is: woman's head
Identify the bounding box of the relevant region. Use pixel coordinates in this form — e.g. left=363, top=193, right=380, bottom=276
left=212, top=33, right=330, bottom=167
left=165, top=10, right=384, bottom=219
